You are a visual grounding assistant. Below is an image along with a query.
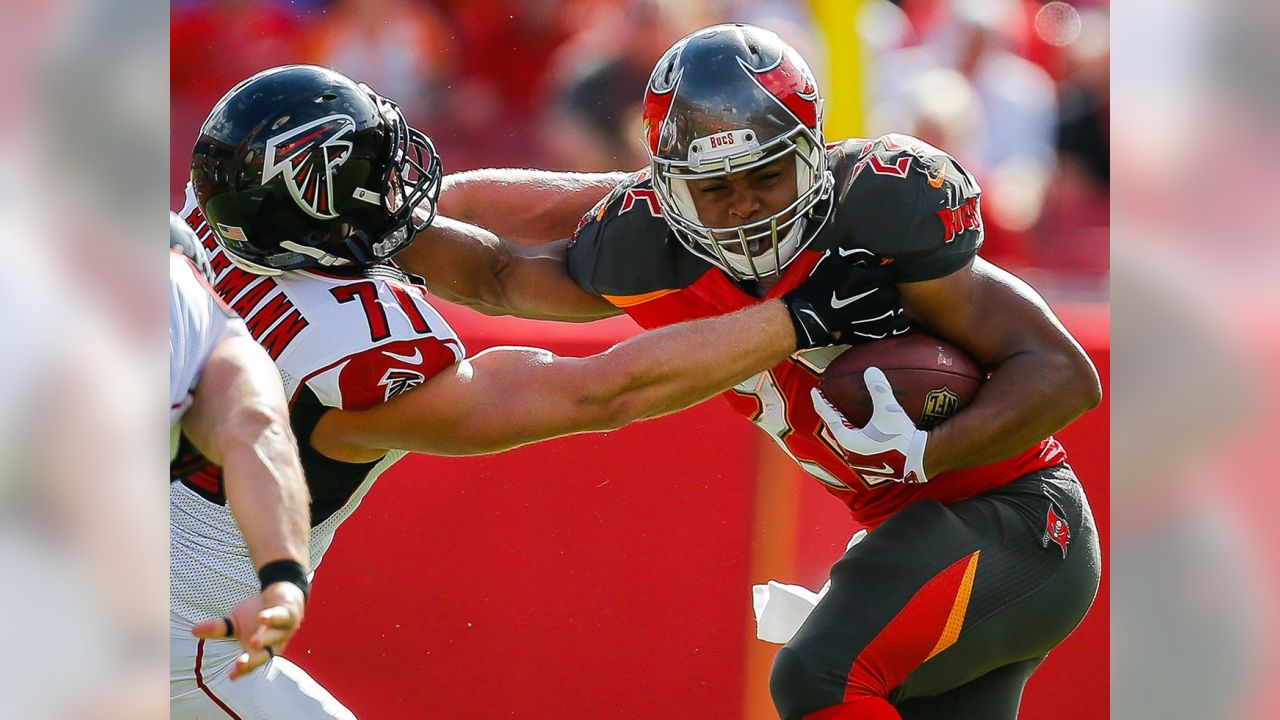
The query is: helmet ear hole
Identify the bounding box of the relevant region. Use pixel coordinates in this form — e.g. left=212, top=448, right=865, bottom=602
left=315, top=93, right=338, bottom=103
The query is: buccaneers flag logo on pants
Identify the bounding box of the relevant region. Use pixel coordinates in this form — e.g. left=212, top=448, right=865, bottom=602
left=1043, top=502, right=1071, bottom=557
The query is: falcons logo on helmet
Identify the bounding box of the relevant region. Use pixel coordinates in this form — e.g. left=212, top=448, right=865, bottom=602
left=263, top=114, right=356, bottom=220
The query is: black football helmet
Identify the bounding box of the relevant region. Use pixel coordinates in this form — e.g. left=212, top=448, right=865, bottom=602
left=642, top=24, right=833, bottom=281
left=190, top=65, right=442, bottom=274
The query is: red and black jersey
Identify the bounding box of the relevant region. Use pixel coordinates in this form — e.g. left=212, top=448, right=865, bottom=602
left=567, top=134, right=1066, bottom=527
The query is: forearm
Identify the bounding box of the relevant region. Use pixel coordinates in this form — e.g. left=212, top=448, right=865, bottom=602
left=218, top=405, right=311, bottom=571
left=439, top=168, right=628, bottom=243
left=399, top=217, right=621, bottom=321
left=579, top=300, right=797, bottom=425
left=923, top=350, right=1101, bottom=476
left=185, top=337, right=311, bottom=571
left=312, top=302, right=797, bottom=460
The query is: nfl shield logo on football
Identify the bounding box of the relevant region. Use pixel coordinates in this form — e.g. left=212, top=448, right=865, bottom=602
left=919, top=387, right=960, bottom=430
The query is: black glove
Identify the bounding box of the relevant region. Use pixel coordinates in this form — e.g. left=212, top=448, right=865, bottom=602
left=781, top=250, right=909, bottom=349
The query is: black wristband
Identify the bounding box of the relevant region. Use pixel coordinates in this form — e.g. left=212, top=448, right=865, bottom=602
left=782, top=295, right=834, bottom=350
left=259, top=560, right=310, bottom=600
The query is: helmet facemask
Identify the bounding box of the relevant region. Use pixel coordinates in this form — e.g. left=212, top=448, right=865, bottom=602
left=365, top=85, right=442, bottom=262
left=650, top=126, right=832, bottom=282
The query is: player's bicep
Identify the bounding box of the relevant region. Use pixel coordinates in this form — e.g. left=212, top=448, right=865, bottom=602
left=183, top=335, right=291, bottom=465
left=438, top=168, right=631, bottom=243
left=400, top=216, right=618, bottom=321
left=898, top=258, right=1077, bottom=370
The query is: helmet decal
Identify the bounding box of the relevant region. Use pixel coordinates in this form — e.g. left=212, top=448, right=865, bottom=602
left=643, top=41, right=686, bottom=155
left=738, top=48, right=819, bottom=128
left=263, top=114, right=356, bottom=220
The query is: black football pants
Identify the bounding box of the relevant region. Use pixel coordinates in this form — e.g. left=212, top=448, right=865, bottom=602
left=770, top=464, right=1101, bottom=720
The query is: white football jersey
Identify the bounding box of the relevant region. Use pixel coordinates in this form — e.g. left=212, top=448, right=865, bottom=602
left=169, top=251, right=248, bottom=460
left=171, top=185, right=464, bottom=622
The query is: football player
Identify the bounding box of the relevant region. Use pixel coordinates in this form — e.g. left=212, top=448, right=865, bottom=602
left=397, top=24, right=1104, bottom=720
left=169, top=215, right=312, bottom=699
left=171, top=65, right=904, bottom=719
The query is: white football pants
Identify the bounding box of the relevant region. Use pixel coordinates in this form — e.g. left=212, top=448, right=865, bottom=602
left=170, top=612, right=355, bottom=719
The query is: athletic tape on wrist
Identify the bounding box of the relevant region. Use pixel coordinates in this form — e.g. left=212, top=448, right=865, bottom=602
left=258, top=559, right=310, bottom=600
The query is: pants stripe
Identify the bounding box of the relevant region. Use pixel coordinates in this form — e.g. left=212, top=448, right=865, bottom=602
left=925, top=550, right=981, bottom=661
left=195, top=639, right=245, bottom=719
left=843, top=550, right=979, bottom=701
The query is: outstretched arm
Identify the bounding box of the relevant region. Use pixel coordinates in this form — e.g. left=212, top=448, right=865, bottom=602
left=438, top=168, right=628, bottom=243
left=397, top=168, right=628, bottom=322
left=399, top=215, right=621, bottom=322
left=311, top=300, right=797, bottom=462
left=312, top=256, right=908, bottom=462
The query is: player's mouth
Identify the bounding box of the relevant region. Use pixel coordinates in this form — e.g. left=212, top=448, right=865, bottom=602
left=712, top=233, right=763, bottom=254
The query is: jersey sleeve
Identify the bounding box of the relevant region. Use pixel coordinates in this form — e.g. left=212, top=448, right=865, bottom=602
left=835, top=136, right=984, bottom=283
left=291, top=277, right=464, bottom=413
left=169, top=252, right=248, bottom=431
left=566, top=171, right=709, bottom=305
left=566, top=171, right=647, bottom=297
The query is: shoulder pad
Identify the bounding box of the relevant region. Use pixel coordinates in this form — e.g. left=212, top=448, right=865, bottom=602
left=825, top=135, right=983, bottom=282
left=567, top=170, right=709, bottom=301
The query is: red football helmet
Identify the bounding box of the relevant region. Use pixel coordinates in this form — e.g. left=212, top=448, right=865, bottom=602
left=642, top=24, right=833, bottom=281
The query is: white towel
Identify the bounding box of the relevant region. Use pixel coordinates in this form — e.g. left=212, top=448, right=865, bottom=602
left=751, top=529, right=868, bottom=644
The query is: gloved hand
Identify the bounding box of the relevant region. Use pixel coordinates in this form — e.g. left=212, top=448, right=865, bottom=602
left=812, top=367, right=930, bottom=484
left=782, top=249, right=909, bottom=349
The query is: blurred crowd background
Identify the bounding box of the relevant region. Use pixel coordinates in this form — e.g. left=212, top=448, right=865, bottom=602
left=170, top=0, right=1110, bottom=299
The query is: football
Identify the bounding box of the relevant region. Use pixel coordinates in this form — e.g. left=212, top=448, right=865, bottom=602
left=818, top=332, right=985, bottom=430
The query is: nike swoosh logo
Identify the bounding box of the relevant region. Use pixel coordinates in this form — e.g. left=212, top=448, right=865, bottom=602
left=831, top=287, right=877, bottom=309
left=927, top=165, right=946, bottom=189
left=382, top=348, right=423, bottom=364
left=836, top=247, right=876, bottom=258
left=849, top=462, right=896, bottom=475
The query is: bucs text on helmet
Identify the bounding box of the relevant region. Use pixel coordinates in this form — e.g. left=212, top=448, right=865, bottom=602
left=190, top=65, right=442, bottom=275
left=642, top=24, right=834, bottom=282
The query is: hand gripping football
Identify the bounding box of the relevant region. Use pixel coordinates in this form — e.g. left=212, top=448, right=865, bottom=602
left=817, top=331, right=984, bottom=430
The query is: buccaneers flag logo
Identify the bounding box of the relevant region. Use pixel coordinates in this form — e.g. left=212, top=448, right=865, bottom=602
left=1043, top=502, right=1071, bottom=557
left=263, top=114, right=356, bottom=220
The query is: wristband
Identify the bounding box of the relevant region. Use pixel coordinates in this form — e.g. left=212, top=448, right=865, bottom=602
left=259, top=559, right=310, bottom=600
left=782, top=295, right=834, bottom=349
